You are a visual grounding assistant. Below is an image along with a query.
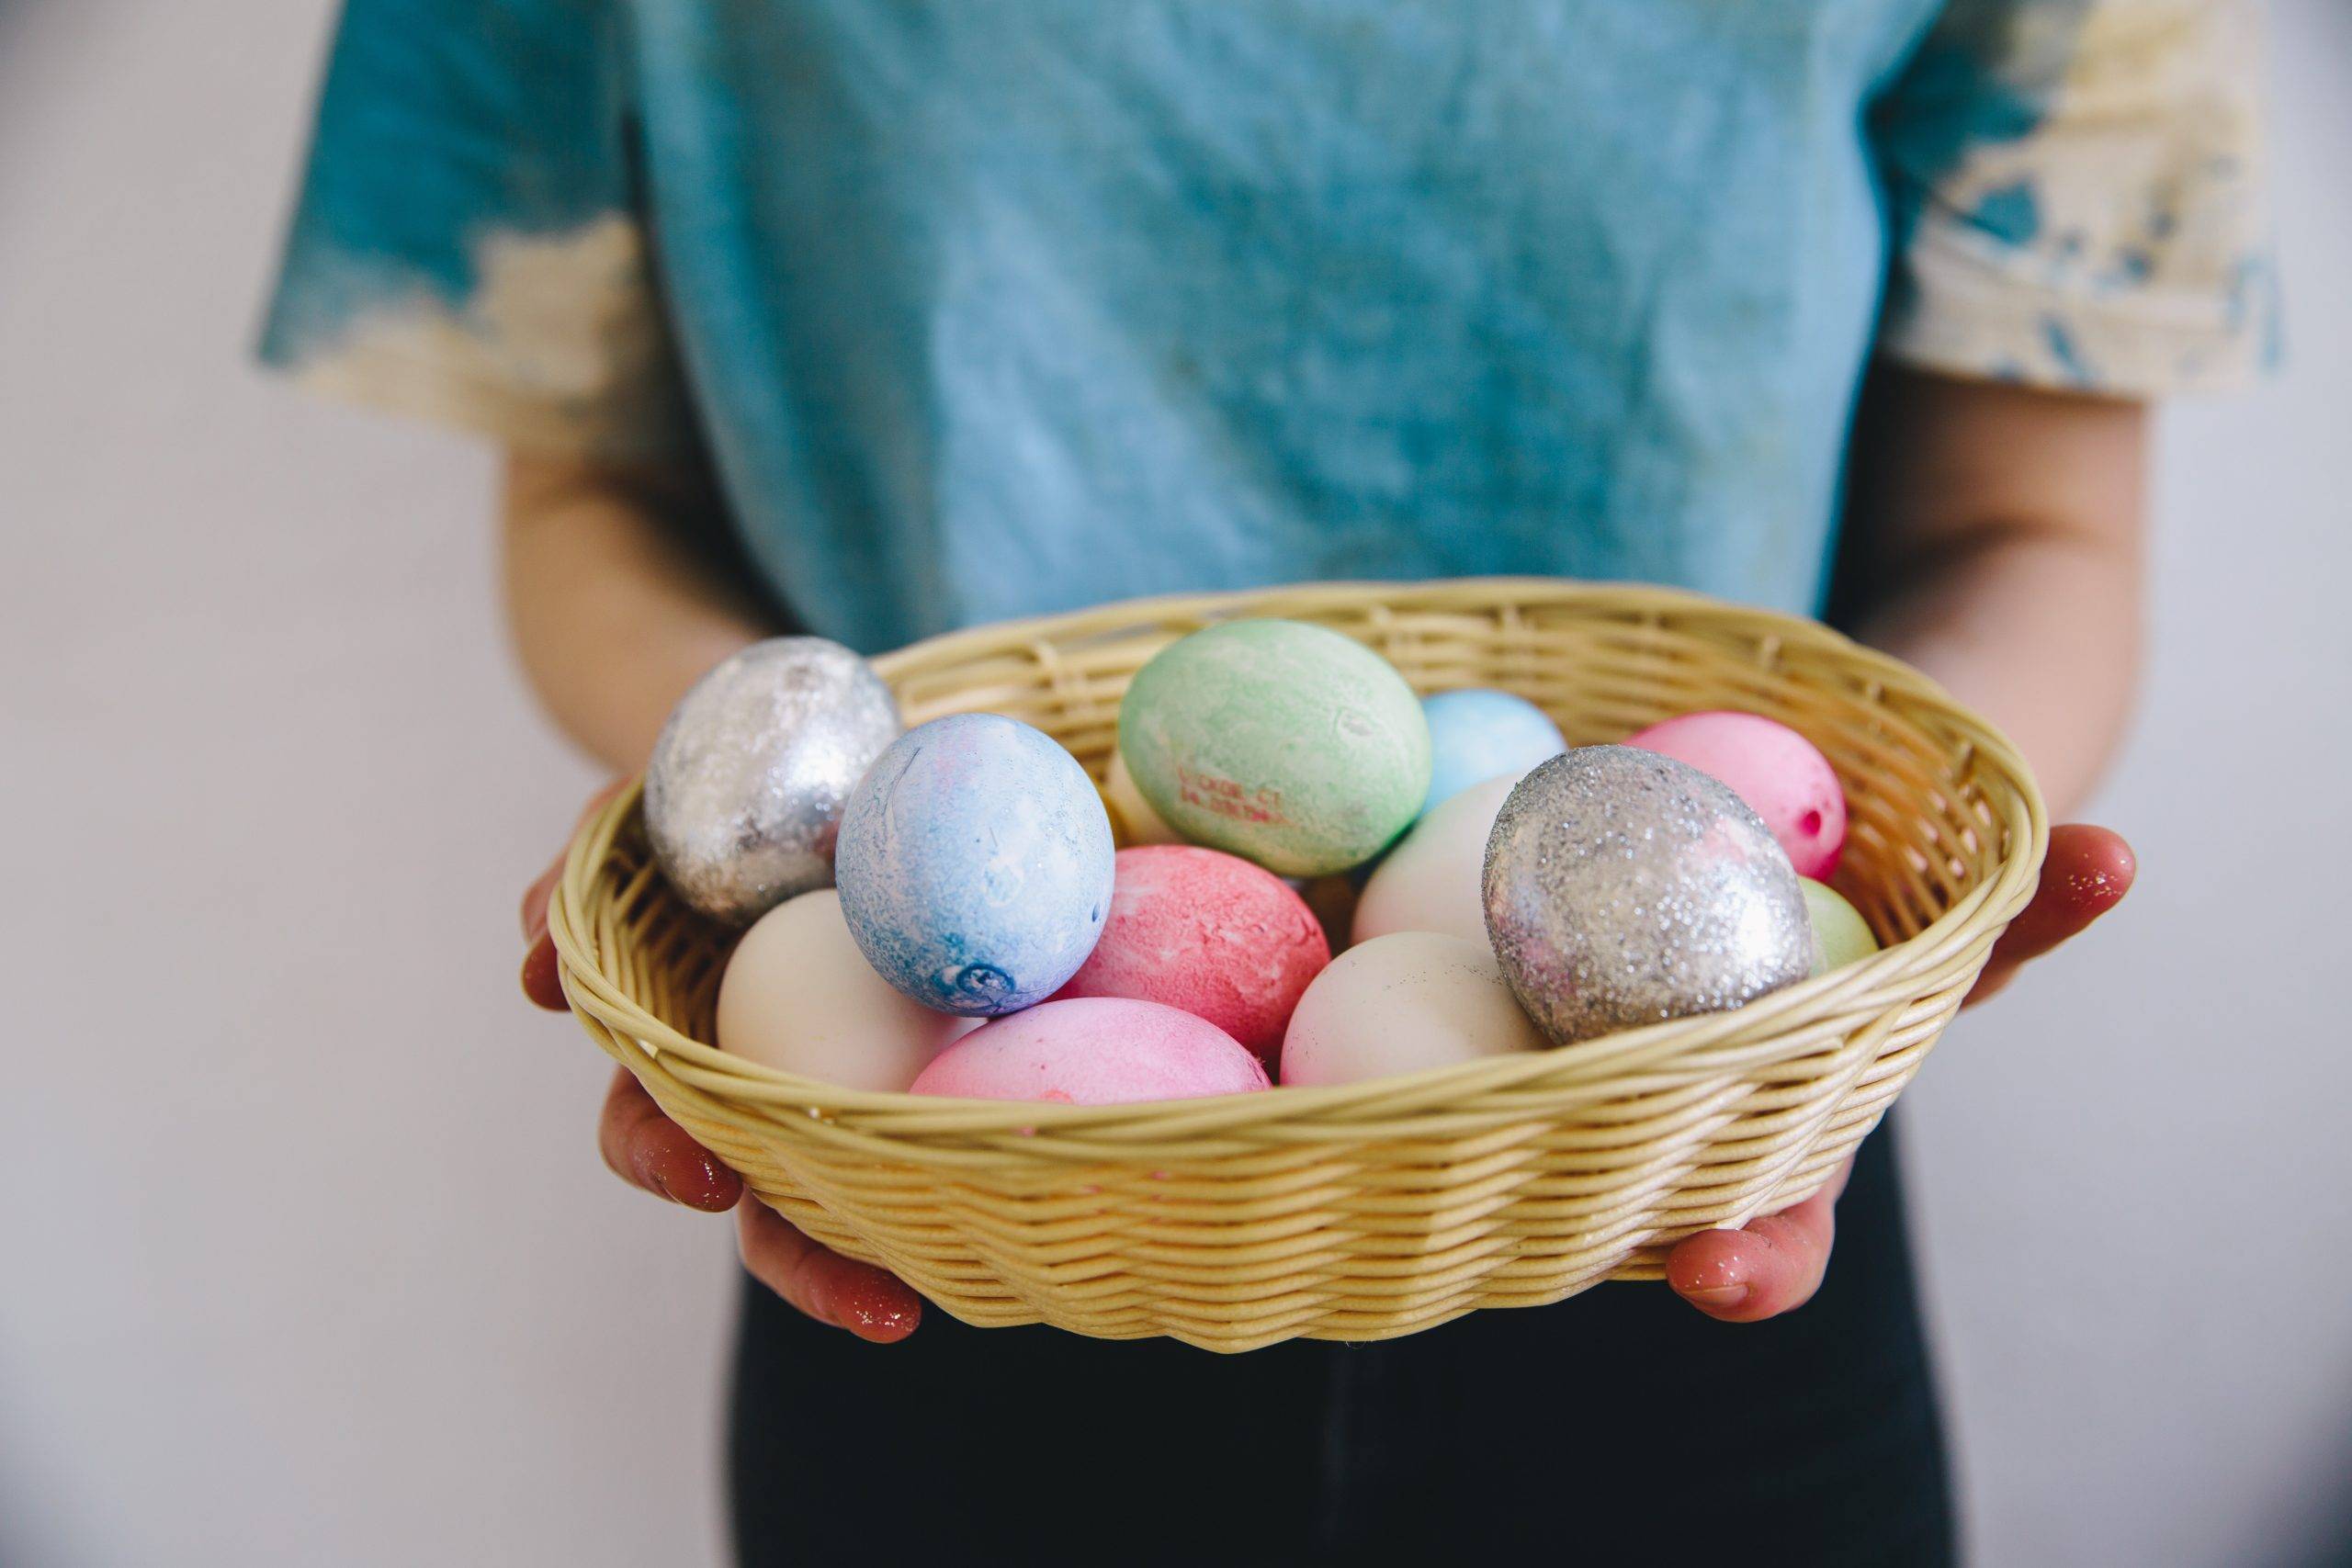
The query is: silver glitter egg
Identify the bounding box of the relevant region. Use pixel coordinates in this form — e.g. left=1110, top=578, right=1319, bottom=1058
left=1481, top=745, right=1813, bottom=1045
left=644, top=637, right=902, bottom=926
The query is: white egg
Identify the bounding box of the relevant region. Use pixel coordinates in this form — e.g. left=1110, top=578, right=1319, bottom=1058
left=1351, top=772, right=1525, bottom=947
left=1102, top=748, right=1184, bottom=846
left=1280, top=932, right=1545, bottom=1087
left=717, top=889, right=978, bottom=1092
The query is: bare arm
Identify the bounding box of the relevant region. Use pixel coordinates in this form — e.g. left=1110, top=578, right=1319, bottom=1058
left=514, top=378, right=2146, bottom=1341
left=506, top=451, right=928, bottom=1343
left=1666, top=367, right=2143, bottom=1323
left=1838, top=366, right=2147, bottom=818
left=502, top=453, right=769, bottom=773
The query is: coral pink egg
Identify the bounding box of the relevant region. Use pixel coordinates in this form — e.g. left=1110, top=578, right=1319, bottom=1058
left=908, top=998, right=1269, bottom=1105
left=1625, top=711, right=1847, bottom=878
left=1049, top=846, right=1329, bottom=1067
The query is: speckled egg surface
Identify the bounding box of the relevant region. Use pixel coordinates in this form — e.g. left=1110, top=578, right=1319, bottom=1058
left=909, top=998, right=1270, bottom=1105
left=1483, top=746, right=1813, bottom=1044
left=1625, top=710, right=1847, bottom=879
left=1051, top=846, right=1329, bottom=1066
left=835, top=713, right=1114, bottom=1016
left=1419, top=690, right=1566, bottom=817
left=1118, top=619, right=1430, bottom=877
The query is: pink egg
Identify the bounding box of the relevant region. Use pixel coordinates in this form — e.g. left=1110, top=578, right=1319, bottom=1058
left=1048, top=845, right=1329, bottom=1067
left=909, top=998, right=1270, bottom=1105
left=1625, top=710, right=1847, bottom=878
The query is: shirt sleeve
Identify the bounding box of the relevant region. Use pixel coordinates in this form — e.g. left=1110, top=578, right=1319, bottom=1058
left=257, top=0, right=694, bottom=459
left=1871, top=0, right=2278, bottom=397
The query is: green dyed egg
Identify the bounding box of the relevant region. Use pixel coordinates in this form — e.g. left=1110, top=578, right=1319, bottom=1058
left=1802, top=877, right=1881, bottom=974
left=1118, top=619, right=1430, bottom=876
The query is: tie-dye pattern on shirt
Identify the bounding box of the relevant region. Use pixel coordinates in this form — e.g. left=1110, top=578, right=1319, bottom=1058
left=261, top=0, right=2275, bottom=653
left=1876, top=0, right=2278, bottom=391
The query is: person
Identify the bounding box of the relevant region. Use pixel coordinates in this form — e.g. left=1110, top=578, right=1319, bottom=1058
left=264, top=1, right=2267, bottom=1560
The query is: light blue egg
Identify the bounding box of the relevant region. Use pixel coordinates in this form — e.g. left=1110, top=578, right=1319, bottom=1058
left=835, top=713, right=1115, bottom=1016
left=1419, top=690, right=1567, bottom=816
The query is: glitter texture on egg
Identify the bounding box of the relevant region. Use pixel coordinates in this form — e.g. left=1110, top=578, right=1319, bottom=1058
left=1482, top=746, right=1813, bottom=1044
left=644, top=637, right=902, bottom=926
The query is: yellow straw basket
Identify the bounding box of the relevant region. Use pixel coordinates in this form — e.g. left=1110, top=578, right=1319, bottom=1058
left=550, top=579, right=2045, bottom=1352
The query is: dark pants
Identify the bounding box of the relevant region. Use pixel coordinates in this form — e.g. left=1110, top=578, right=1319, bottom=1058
left=730, top=1119, right=1952, bottom=1566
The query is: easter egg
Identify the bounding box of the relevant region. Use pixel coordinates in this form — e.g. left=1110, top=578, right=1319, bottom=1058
left=910, top=998, right=1270, bottom=1104
left=718, top=890, right=978, bottom=1091
left=1419, top=690, right=1566, bottom=816
left=644, top=637, right=902, bottom=925
left=1802, top=878, right=1880, bottom=974
left=1352, top=773, right=1525, bottom=948
left=1625, top=710, right=1847, bottom=879
left=1281, top=933, right=1544, bottom=1087
left=1483, top=747, right=1813, bottom=1044
left=1102, top=748, right=1183, bottom=847
left=835, top=713, right=1114, bottom=1016
left=1050, top=846, right=1329, bottom=1066
left=1118, top=619, right=1430, bottom=877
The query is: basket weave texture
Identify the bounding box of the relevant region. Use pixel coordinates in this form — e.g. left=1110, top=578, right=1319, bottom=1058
left=551, top=580, right=2046, bottom=1352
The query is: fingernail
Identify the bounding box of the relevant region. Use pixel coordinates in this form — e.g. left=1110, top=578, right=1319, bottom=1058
left=519, top=951, right=550, bottom=1004
left=840, top=1280, right=922, bottom=1341
left=520, top=942, right=563, bottom=1009
left=673, top=1152, right=736, bottom=1212
left=1682, top=1283, right=1749, bottom=1309
left=632, top=1148, right=682, bottom=1206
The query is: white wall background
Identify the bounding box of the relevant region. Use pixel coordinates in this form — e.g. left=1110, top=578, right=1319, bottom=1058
left=0, top=3, right=2344, bottom=1564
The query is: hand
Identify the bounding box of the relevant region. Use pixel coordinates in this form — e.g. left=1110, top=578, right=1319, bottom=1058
left=1665, top=823, right=2137, bottom=1322
left=520, top=788, right=923, bottom=1343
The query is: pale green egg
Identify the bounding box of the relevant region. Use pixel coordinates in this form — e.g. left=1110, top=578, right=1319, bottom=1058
left=1802, top=877, right=1880, bottom=975
left=1118, top=620, right=1430, bottom=877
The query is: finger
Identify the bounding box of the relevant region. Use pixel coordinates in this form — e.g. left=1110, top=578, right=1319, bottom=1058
left=521, top=781, right=632, bottom=1010
left=597, top=1067, right=742, bottom=1212
left=521, top=931, right=569, bottom=1011
left=520, top=855, right=565, bottom=1009
left=525, top=779, right=632, bottom=940
left=1666, top=1157, right=1851, bottom=1323
left=738, top=1201, right=922, bottom=1344
left=1967, top=824, right=2136, bottom=1005
left=520, top=859, right=560, bottom=942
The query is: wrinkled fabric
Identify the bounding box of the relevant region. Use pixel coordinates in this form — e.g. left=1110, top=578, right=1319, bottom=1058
left=263, top=0, right=2273, bottom=653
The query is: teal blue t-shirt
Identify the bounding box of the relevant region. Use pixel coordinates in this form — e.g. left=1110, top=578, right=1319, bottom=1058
left=262, top=0, right=2272, bottom=653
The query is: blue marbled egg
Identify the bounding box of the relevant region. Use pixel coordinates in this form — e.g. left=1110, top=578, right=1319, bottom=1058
left=1420, top=690, right=1567, bottom=817
left=835, top=713, right=1115, bottom=1016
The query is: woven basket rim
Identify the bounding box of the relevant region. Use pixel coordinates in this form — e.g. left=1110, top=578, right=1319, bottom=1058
left=549, top=578, right=2046, bottom=1145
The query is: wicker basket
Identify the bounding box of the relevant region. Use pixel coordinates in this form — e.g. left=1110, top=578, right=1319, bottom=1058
left=549, top=580, right=2045, bottom=1352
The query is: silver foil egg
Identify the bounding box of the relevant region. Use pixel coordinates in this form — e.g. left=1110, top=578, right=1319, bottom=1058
left=1481, top=745, right=1813, bottom=1045
left=644, top=637, right=902, bottom=926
